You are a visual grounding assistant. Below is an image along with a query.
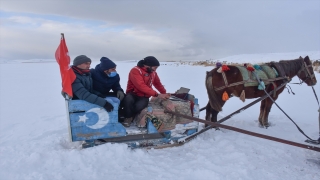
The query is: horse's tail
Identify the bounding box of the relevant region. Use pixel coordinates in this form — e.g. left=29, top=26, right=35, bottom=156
left=205, top=70, right=223, bottom=111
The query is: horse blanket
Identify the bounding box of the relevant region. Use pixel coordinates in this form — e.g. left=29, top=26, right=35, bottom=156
left=236, top=65, right=278, bottom=87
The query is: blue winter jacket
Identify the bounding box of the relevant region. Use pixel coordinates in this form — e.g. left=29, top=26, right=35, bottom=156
left=90, top=64, right=124, bottom=97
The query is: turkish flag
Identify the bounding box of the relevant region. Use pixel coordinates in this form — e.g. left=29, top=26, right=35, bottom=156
left=55, top=34, right=76, bottom=98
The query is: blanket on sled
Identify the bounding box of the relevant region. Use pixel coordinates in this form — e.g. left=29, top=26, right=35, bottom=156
left=134, top=94, right=195, bottom=132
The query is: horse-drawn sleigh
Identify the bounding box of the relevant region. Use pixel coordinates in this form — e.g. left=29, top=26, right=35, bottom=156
left=56, top=34, right=319, bottom=150
left=61, top=56, right=319, bottom=150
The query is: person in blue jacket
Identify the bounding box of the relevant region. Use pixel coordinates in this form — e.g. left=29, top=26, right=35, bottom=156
left=71, top=55, right=114, bottom=112
left=90, top=57, right=125, bottom=101
left=90, top=57, right=126, bottom=121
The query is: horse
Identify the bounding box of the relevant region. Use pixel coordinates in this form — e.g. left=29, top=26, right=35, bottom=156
left=205, top=56, right=317, bottom=127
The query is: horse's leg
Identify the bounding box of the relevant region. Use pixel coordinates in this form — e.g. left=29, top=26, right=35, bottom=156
left=260, top=83, right=284, bottom=127
left=259, top=99, right=267, bottom=126
left=205, top=101, right=219, bottom=122
left=261, top=98, right=274, bottom=127
left=205, top=101, right=212, bottom=127
left=205, top=101, right=211, bottom=122
left=205, top=101, right=219, bottom=128
left=210, top=109, right=219, bottom=123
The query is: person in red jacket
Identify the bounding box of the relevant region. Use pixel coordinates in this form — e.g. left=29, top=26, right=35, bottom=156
left=122, top=56, right=170, bottom=127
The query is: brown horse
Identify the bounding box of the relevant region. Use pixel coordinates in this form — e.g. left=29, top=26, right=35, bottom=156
left=205, top=56, right=317, bottom=127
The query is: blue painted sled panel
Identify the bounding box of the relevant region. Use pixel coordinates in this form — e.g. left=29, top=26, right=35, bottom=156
left=67, top=97, right=126, bottom=141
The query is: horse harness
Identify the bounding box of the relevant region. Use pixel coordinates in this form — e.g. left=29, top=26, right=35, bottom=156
left=214, top=63, right=289, bottom=98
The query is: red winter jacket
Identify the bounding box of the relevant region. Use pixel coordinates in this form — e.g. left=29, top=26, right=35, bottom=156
left=126, top=66, right=166, bottom=97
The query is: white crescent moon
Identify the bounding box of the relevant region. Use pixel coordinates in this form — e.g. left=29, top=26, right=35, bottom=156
left=86, top=108, right=109, bottom=129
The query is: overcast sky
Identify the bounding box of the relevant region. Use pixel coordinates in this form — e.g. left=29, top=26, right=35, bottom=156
left=0, top=0, right=319, bottom=61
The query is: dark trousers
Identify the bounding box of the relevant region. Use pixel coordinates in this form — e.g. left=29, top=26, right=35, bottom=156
left=123, top=93, right=149, bottom=118
left=102, top=92, right=125, bottom=120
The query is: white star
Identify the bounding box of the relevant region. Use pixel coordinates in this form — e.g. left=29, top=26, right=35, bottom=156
left=78, top=114, right=88, bottom=123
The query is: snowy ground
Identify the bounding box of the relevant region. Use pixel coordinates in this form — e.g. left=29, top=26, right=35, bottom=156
left=0, top=51, right=319, bottom=180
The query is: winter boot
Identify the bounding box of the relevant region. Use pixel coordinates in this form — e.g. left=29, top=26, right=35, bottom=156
left=122, top=117, right=133, bottom=127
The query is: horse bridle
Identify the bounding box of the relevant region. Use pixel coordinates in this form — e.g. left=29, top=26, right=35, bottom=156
left=295, top=59, right=319, bottom=109
left=296, top=59, right=315, bottom=84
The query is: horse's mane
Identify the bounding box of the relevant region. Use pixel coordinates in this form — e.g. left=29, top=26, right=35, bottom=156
left=278, top=58, right=303, bottom=77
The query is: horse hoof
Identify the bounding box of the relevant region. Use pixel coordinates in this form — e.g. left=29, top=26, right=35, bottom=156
left=258, top=122, right=269, bottom=128
left=263, top=123, right=270, bottom=128
left=258, top=122, right=264, bottom=127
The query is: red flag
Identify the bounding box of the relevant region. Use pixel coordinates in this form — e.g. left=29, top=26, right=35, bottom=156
left=55, top=34, right=76, bottom=98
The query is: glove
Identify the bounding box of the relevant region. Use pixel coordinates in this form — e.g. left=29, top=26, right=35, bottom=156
left=117, top=90, right=125, bottom=101
left=103, top=101, right=114, bottom=112
left=158, top=93, right=170, bottom=100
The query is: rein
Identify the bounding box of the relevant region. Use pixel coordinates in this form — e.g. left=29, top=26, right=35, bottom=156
left=275, top=58, right=320, bottom=143
left=289, top=59, right=319, bottom=109
left=312, top=86, right=320, bottom=107
left=252, top=72, right=318, bottom=142
left=311, top=86, right=320, bottom=143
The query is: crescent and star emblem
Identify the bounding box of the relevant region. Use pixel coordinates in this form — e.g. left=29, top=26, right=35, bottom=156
left=77, top=107, right=109, bottom=129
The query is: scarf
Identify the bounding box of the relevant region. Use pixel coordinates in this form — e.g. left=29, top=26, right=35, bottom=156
left=72, top=66, right=90, bottom=75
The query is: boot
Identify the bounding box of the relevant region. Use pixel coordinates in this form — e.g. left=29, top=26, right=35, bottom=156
left=122, top=117, right=133, bottom=127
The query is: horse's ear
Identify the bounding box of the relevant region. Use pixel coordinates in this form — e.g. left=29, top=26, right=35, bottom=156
left=299, top=56, right=303, bottom=59
left=304, top=56, right=310, bottom=61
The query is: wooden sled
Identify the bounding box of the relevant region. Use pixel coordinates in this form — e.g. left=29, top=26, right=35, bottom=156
left=65, top=89, right=200, bottom=149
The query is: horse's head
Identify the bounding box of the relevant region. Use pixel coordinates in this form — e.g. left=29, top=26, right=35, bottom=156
left=297, top=56, right=317, bottom=86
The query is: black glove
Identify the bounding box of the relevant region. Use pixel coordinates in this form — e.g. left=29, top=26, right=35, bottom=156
left=117, top=90, right=125, bottom=101
left=103, top=101, right=114, bottom=112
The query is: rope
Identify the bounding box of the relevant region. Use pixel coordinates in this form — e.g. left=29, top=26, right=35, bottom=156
left=214, top=76, right=288, bottom=91
left=218, top=83, right=288, bottom=124
left=252, top=71, right=317, bottom=141
left=285, top=85, right=295, bottom=95
left=311, top=86, right=320, bottom=142
left=221, top=72, right=228, bottom=87
left=164, top=110, right=320, bottom=152
left=311, top=86, right=320, bottom=107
